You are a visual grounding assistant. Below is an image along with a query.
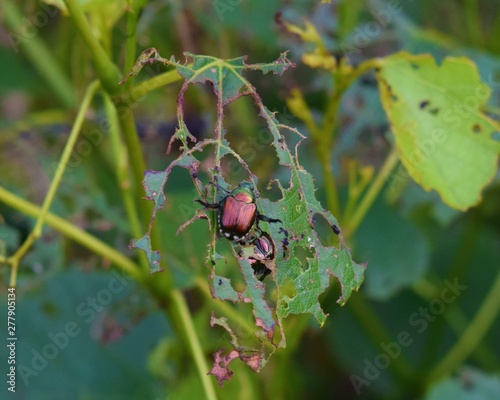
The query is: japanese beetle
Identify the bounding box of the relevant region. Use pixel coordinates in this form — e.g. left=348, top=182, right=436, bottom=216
left=196, top=181, right=280, bottom=241
left=248, top=232, right=275, bottom=281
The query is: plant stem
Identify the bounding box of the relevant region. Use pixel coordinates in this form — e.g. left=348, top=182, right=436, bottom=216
left=0, top=186, right=143, bottom=281
left=0, top=185, right=218, bottom=398
left=169, top=289, right=218, bottom=400
left=7, top=81, right=100, bottom=286
left=63, top=0, right=122, bottom=94
left=413, top=277, right=500, bottom=371
left=311, top=89, right=342, bottom=218
left=103, top=92, right=148, bottom=273
left=127, top=69, right=183, bottom=102
left=195, top=277, right=256, bottom=335
left=464, top=0, right=484, bottom=46
left=345, top=147, right=399, bottom=238
left=427, top=267, right=500, bottom=383
left=3, top=0, right=75, bottom=108
left=0, top=187, right=216, bottom=399
left=309, top=57, right=382, bottom=220
left=123, top=0, right=146, bottom=85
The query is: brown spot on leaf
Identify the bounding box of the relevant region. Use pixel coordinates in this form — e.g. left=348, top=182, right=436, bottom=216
left=429, top=107, right=440, bottom=115
left=240, top=351, right=264, bottom=372
left=255, top=317, right=275, bottom=341
left=209, top=349, right=240, bottom=387
left=472, top=123, right=481, bottom=133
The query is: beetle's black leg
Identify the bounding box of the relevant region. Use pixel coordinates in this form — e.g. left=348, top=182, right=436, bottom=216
left=253, top=264, right=271, bottom=281
left=195, top=199, right=220, bottom=209
left=257, top=214, right=282, bottom=224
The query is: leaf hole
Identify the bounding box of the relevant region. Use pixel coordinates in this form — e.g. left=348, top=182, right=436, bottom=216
left=429, top=107, right=440, bottom=116
left=312, top=213, right=339, bottom=247
left=472, top=123, right=482, bottom=134
left=419, top=100, right=430, bottom=109
left=220, top=156, right=249, bottom=186
left=294, top=246, right=315, bottom=270
left=492, top=132, right=500, bottom=142
left=279, top=299, right=289, bottom=310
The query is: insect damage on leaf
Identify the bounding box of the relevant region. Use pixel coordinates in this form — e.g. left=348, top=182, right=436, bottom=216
left=377, top=51, right=500, bottom=210
left=126, top=49, right=364, bottom=383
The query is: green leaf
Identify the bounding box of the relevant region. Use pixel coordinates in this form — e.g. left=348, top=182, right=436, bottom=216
left=10, top=267, right=166, bottom=399
left=130, top=235, right=162, bottom=273
left=377, top=52, right=500, bottom=210
left=212, top=275, right=239, bottom=302
left=425, top=368, right=500, bottom=400
left=261, top=169, right=365, bottom=325
left=143, top=170, right=168, bottom=211
left=355, top=198, right=429, bottom=300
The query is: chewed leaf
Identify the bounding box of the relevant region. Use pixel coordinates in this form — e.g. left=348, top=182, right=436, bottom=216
left=260, top=170, right=365, bottom=326
left=238, top=257, right=275, bottom=335
left=124, top=50, right=364, bottom=381
left=143, top=170, right=167, bottom=211
left=377, top=52, right=500, bottom=210
left=212, top=275, right=239, bottom=302
left=130, top=235, right=162, bottom=273
left=170, top=53, right=293, bottom=104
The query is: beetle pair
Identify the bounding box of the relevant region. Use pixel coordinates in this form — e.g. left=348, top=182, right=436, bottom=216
left=196, top=181, right=280, bottom=280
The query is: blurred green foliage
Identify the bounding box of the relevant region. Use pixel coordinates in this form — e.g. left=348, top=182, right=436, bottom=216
left=1, top=0, right=500, bottom=399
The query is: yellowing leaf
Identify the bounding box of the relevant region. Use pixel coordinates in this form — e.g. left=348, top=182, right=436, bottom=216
left=302, top=50, right=337, bottom=71
left=283, top=19, right=323, bottom=46
left=377, top=52, right=500, bottom=210
left=283, top=19, right=338, bottom=71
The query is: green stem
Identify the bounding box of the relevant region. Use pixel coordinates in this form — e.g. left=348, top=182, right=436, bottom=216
left=320, top=158, right=340, bottom=218
left=123, top=0, right=146, bottom=85
left=7, top=81, right=100, bottom=286
left=0, top=185, right=217, bottom=398
left=126, top=69, right=184, bottom=102
left=116, top=108, right=149, bottom=222
left=427, top=267, right=500, bottom=383
left=0, top=186, right=143, bottom=281
left=320, top=86, right=342, bottom=217
left=464, top=0, right=484, bottom=46
left=195, top=277, right=256, bottom=336
left=345, top=147, right=399, bottom=238
left=169, top=289, right=218, bottom=400
left=103, top=92, right=148, bottom=272
left=413, top=277, right=500, bottom=371
left=310, top=57, right=383, bottom=220
left=2, top=0, right=75, bottom=108
left=63, top=0, right=121, bottom=94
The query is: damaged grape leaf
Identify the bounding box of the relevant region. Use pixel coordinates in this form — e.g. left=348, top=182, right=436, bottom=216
left=125, top=49, right=364, bottom=385
left=377, top=52, right=500, bottom=210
